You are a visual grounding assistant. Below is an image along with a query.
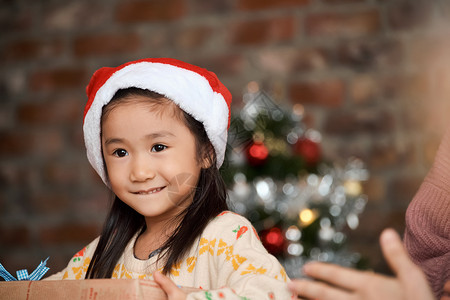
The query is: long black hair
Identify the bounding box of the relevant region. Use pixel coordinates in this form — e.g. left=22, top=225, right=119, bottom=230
left=85, top=88, right=229, bottom=278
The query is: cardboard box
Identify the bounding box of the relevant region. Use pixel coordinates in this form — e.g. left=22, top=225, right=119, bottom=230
left=0, top=279, right=199, bottom=300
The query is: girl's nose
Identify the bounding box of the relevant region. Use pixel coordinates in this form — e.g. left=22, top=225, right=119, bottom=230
left=130, top=156, right=156, bottom=182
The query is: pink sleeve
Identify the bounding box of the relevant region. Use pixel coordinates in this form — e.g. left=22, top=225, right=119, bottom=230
left=404, top=127, right=450, bottom=299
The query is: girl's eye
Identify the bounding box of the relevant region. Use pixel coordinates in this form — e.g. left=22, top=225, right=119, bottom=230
left=113, top=149, right=128, bottom=157
left=151, top=144, right=167, bottom=152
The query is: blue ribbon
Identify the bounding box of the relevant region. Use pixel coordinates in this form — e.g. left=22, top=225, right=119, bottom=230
left=0, top=257, right=50, bottom=281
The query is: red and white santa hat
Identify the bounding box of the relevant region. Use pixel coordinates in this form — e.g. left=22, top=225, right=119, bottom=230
left=83, top=58, right=232, bottom=186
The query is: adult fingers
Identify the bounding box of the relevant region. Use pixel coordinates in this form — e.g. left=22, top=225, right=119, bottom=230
left=442, top=280, right=450, bottom=300
left=301, top=261, right=371, bottom=291
left=153, top=271, right=187, bottom=300
left=380, top=228, right=435, bottom=300
left=288, top=279, right=355, bottom=300
left=443, top=280, right=450, bottom=294
left=379, top=228, right=419, bottom=278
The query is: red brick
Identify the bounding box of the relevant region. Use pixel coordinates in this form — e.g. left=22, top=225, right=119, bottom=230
left=323, top=0, right=364, bottom=3
left=323, top=109, right=396, bottom=135
left=2, top=69, right=27, bottom=97
left=39, top=223, right=99, bottom=244
left=70, top=126, right=85, bottom=149
left=43, top=2, right=109, bottom=31
left=292, top=48, right=332, bottom=72
left=408, top=38, right=450, bottom=70
left=0, top=4, right=34, bottom=32
left=74, top=33, right=141, bottom=57
left=0, top=129, right=66, bottom=157
left=389, top=176, right=423, bottom=207
left=0, top=131, right=34, bottom=156
left=115, top=0, right=186, bottom=23
left=17, top=97, right=81, bottom=125
left=347, top=240, right=386, bottom=273
left=192, top=54, right=245, bottom=77
left=257, top=47, right=330, bottom=73
left=422, top=134, right=443, bottom=167
left=230, top=17, right=296, bottom=46
left=387, top=0, right=433, bottom=30
left=44, top=162, right=83, bottom=187
left=221, top=84, right=246, bottom=107
left=237, top=0, right=309, bottom=11
left=0, top=163, right=22, bottom=186
left=375, top=74, right=403, bottom=100
left=337, top=39, right=403, bottom=70
left=349, top=210, right=406, bottom=273
left=370, top=139, right=417, bottom=171
left=350, top=75, right=378, bottom=104
left=0, top=106, right=12, bottom=129
left=0, top=225, right=31, bottom=247
left=289, top=79, right=344, bottom=107
left=306, top=9, right=380, bottom=37
left=34, top=130, right=65, bottom=156
left=428, top=60, right=450, bottom=99
left=173, top=26, right=213, bottom=50
left=1, top=38, right=63, bottom=61
left=362, top=176, right=386, bottom=205
left=0, top=194, right=5, bottom=215
left=68, top=189, right=110, bottom=218
left=367, top=143, right=400, bottom=170
left=30, top=67, right=87, bottom=91
left=86, top=167, right=106, bottom=188
left=395, top=73, right=429, bottom=101
left=30, top=191, right=70, bottom=214
left=352, top=210, right=405, bottom=241
left=422, top=100, right=450, bottom=137
left=401, top=100, right=427, bottom=130
left=190, top=0, right=232, bottom=14
left=438, top=1, right=450, bottom=19
left=2, top=39, right=39, bottom=60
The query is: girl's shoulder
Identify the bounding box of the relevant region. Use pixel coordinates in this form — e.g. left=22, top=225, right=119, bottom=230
left=211, top=210, right=251, bottom=225
left=202, top=211, right=260, bottom=242
left=45, top=237, right=100, bottom=280
left=73, top=236, right=100, bottom=259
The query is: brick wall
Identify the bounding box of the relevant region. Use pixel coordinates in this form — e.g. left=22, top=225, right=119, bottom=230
left=1, top=0, right=450, bottom=277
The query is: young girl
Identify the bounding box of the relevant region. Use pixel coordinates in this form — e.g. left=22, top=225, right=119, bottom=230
left=46, top=58, right=294, bottom=299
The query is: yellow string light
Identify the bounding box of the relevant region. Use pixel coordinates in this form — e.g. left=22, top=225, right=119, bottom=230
left=344, top=180, right=363, bottom=197
left=299, top=208, right=317, bottom=227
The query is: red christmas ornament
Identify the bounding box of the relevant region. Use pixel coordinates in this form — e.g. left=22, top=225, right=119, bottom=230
left=294, top=138, right=321, bottom=165
left=260, top=227, right=285, bottom=256
left=246, top=141, right=269, bottom=166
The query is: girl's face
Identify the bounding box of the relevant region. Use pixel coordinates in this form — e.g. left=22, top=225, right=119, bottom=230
left=101, top=96, right=203, bottom=223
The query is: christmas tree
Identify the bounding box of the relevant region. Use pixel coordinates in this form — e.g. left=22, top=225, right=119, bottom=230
left=223, top=82, right=369, bottom=278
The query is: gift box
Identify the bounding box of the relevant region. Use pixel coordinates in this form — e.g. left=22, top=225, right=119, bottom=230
left=0, top=279, right=199, bottom=300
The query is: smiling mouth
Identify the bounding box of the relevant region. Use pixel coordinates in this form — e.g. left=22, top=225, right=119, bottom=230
left=134, top=187, right=165, bottom=195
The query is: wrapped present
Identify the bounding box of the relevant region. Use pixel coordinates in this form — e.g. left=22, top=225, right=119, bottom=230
left=0, top=258, right=50, bottom=281
left=0, top=278, right=199, bottom=300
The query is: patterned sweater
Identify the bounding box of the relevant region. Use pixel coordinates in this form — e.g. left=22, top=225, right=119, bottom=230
left=45, top=211, right=294, bottom=300
left=404, top=127, right=450, bottom=299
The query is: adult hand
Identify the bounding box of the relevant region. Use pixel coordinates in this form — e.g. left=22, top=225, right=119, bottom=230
left=442, top=280, right=450, bottom=300
left=154, top=271, right=187, bottom=300
left=288, top=228, right=435, bottom=300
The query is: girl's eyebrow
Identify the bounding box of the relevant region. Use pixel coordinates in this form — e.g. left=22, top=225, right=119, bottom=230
left=103, top=137, right=124, bottom=146
left=103, top=131, right=175, bottom=146
left=145, top=131, right=175, bottom=139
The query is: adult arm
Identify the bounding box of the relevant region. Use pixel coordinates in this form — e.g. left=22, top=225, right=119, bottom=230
left=404, top=127, right=450, bottom=299
left=288, top=229, right=435, bottom=300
